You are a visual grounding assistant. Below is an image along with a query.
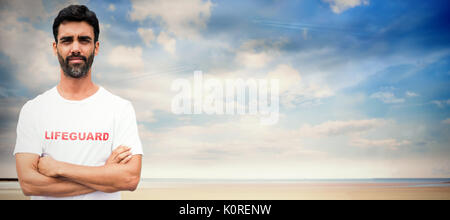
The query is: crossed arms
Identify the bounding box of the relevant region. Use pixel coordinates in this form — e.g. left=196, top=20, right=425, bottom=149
left=15, top=146, right=141, bottom=197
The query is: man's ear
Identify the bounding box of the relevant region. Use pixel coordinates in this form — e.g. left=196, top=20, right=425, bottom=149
left=94, top=41, right=99, bottom=56
left=52, top=42, right=57, bottom=56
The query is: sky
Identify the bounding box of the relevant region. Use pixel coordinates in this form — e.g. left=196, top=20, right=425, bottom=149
left=0, top=0, right=449, bottom=179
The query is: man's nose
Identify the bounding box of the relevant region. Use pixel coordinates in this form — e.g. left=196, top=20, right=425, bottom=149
left=70, top=41, right=81, bottom=54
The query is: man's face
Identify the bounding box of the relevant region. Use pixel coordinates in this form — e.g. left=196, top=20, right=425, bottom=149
left=53, top=21, right=99, bottom=79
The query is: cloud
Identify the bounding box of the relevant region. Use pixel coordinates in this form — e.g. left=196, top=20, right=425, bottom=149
left=431, top=99, right=450, bottom=108
left=137, top=116, right=327, bottom=164
left=129, top=0, right=213, bottom=39
left=212, top=60, right=333, bottom=109
left=0, top=0, right=47, bottom=22
left=370, top=91, right=405, bottom=104
left=405, top=91, right=419, bottom=97
left=299, top=119, right=386, bottom=137
left=136, top=117, right=399, bottom=178
left=283, top=83, right=334, bottom=108
left=136, top=110, right=157, bottom=123
left=43, top=0, right=91, bottom=18
left=0, top=6, right=59, bottom=92
left=0, top=97, right=26, bottom=126
left=252, top=18, right=368, bottom=36
left=235, top=51, right=273, bottom=69
left=156, top=31, right=176, bottom=55
left=233, top=40, right=281, bottom=69
left=323, top=0, right=369, bottom=14
left=272, top=66, right=333, bottom=108
left=0, top=97, right=28, bottom=178
left=228, top=41, right=338, bottom=109
left=107, top=45, right=144, bottom=71
left=350, top=137, right=410, bottom=150
left=267, top=64, right=331, bottom=108
left=106, top=70, right=178, bottom=113
left=222, top=39, right=335, bottom=109
left=130, top=0, right=214, bottom=56
left=302, top=28, right=309, bottom=40
left=267, top=64, right=302, bottom=94
left=137, top=28, right=156, bottom=47
left=108, top=4, right=116, bottom=12
left=442, top=118, right=450, bottom=125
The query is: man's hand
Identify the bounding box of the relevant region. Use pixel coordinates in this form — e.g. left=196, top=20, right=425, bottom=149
left=38, top=156, right=60, bottom=178
left=106, top=145, right=133, bottom=165
left=38, top=146, right=132, bottom=178
left=35, top=146, right=140, bottom=193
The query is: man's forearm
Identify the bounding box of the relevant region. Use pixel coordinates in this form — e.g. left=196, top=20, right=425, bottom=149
left=20, top=171, right=95, bottom=197
left=15, top=153, right=96, bottom=197
left=58, top=177, right=120, bottom=193
left=55, top=156, right=141, bottom=193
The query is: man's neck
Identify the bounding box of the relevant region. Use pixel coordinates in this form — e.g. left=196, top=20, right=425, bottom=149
left=57, top=70, right=99, bottom=101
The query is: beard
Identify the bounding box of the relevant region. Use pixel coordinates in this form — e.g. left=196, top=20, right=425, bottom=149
left=57, top=50, right=95, bottom=79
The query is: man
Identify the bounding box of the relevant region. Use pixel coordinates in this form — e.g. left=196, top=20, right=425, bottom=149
left=13, top=5, right=143, bottom=200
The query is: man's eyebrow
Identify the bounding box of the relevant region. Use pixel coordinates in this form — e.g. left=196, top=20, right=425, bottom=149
left=59, top=36, right=73, bottom=41
left=78, top=36, right=92, bottom=41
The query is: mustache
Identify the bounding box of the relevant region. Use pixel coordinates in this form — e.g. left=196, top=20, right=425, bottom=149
left=66, top=55, right=87, bottom=63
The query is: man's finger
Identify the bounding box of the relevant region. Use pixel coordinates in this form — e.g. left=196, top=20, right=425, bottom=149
left=112, top=146, right=130, bottom=159
left=110, top=146, right=122, bottom=158
left=116, top=150, right=132, bottom=162
left=106, top=146, right=131, bottom=164
left=113, top=146, right=129, bottom=154
left=119, top=155, right=133, bottom=164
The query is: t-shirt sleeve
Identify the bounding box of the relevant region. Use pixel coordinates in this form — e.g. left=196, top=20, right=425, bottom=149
left=112, top=101, right=143, bottom=155
left=13, top=101, right=42, bottom=156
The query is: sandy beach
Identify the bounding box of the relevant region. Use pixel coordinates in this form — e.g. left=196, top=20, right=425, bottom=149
left=122, top=183, right=450, bottom=200
left=2, top=181, right=450, bottom=200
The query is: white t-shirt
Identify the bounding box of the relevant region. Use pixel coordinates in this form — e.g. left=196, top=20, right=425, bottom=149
left=13, top=86, right=143, bottom=200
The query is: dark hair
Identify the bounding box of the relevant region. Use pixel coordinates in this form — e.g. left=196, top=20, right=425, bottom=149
left=53, top=5, right=100, bottom=43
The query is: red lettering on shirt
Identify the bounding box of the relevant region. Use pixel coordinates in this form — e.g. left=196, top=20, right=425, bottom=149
left=62, top=132, right=68, bottom=140
left=103, top=132, right=109, bottom=141
left=79, top=132, right=86, bottom=140
left=44, top=131, right=110, bottom=141
left=69, top=132, right=77, bottom=140
left=86, top=133, right=94, bottom=141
